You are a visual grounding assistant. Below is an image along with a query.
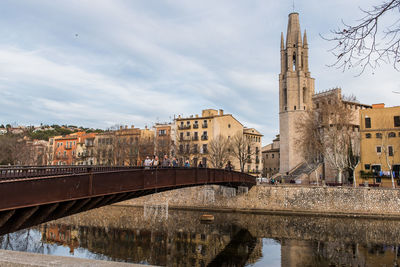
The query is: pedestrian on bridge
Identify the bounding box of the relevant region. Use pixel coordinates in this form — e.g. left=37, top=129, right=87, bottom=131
left=162, top=155, right=171, bottom=167
left=184, top=160, right=190, bottom=168
left=144, top=156, right=152, bottom=169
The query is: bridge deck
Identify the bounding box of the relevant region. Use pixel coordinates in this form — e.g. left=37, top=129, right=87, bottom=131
left=0, top=166, right=255, bottom=235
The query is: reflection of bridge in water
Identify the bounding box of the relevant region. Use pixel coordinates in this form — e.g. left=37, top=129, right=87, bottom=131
left=0, top=166, right=255, bottom=235
left=37, top=205, right=400, bottom=266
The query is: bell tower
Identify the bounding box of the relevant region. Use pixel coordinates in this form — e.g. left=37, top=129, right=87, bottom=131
left=279, top=12, right=315, bottom=174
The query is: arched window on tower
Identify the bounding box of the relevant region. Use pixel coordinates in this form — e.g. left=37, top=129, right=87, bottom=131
left=303, top=87, right=307, bottom=104
left=301, top=52, right=304, bottom=69
left=292, top=52, right=296, bottom=71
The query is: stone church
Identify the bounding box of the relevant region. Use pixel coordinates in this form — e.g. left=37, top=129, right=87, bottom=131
left=262, top=13, right=371, bottom=183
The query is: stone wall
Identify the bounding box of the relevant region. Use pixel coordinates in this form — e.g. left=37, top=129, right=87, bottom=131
left=121, top=184, right=400, bottom=217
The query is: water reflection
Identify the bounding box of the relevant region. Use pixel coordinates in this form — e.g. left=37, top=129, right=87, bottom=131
left=1, top=206, right=400, bottom=266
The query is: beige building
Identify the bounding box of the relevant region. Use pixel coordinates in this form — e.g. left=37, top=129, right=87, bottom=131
left=355, top=104, right=400, bottom=187
left=243, top=128, right=263, bottom=175
left=75, top=133, right=97, bottom=165
left=262, top=135, right=280, bottom=178
left=153, top=123, right=176, bottom=158
left=175, top=109, right=262, bottom=172
left=95, top=125, right=154, bottom=166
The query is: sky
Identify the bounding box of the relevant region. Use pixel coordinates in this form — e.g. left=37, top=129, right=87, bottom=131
left=0, top=0, right=399, bottom=144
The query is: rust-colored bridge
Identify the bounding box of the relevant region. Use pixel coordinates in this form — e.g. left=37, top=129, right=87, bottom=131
left=0, top=166, right=255, bottom=235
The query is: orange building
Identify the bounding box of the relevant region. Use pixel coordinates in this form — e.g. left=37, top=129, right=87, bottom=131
left=52, top=132, right=85, bottom=165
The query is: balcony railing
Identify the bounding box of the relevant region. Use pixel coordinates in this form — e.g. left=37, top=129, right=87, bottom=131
left=256, top=159, right=260, bottom=164
left=192, top=136, right=199, bottom=141
left=178, top=125, right=191, bottom=130
left=202, top=124, right=208, bottom=129
left=193, top=124, right=199, bottom=129
left=179, top=137, right=191, bottom=142
left=202, top=149, right=208, bottom=154
left=201, top=135, right=208, bottom=141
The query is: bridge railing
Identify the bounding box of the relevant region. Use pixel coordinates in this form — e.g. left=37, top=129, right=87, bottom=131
left=0, top=166, right=141, bottom=180
left=0, top=166, right=256, bottom=184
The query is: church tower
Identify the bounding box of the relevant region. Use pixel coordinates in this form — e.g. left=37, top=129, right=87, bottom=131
left=279, top=13, right=315, bottom=174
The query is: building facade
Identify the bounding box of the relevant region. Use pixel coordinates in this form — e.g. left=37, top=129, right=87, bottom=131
left=175, top=109, right=262, bottom=172
left=243, top=128, right=263, bottom=174
left=279, top=12, right=315, bottom=175
left=262, top=135, right=280, bottom=178
left=356, top=104, right=400, bottom=187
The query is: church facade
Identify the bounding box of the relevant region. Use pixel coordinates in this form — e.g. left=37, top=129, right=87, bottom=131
left=265, top=12, right=372, bottom=183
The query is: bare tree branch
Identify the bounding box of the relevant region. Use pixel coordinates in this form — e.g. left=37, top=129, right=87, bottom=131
left=323, top=0, right=400, bottom=74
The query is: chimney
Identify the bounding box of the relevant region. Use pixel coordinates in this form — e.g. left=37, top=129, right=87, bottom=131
left=119, top=126, right=123, bottom=130
left=219, top=109, right=224, bottom=115
left=131, top=125, right=135, bottom=129
left=125, top=125, right=128, bottom=129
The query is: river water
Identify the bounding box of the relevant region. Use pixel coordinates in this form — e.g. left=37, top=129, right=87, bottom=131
left=1, top=205, right=400, bottom=266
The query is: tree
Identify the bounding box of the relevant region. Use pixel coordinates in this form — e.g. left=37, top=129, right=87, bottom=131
left=297, top=94, right=360, bottom=183
left=230, top=133, right=256, bottom=172
left=208, top=135, right=231, bottom=169
left=325, top=0, right=400, bottom=73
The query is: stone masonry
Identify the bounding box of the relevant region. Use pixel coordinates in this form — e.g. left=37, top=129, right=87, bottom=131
left=123, top=185, right=400, bottom=217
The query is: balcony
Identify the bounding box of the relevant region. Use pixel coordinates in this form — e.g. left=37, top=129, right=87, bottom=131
left=256, top=159, right=260, bottom=164
left=55, top=155, right=68, bottom=160
left=192, top=136, right=199, bottom=141
left=202, top=124, right=208, bottom=129
left=201, top=135, right=208, bottom=141
left=193, top=124, right=199, bottom=129
left=178, top=125, right=191, bottom=130
left=179, top=137, right=191, bottom=142
left=247, top=158, right=252, bottom=163
left=64, top=146, right=72, bottom=150
left=202, top=149, right=208, bottom=154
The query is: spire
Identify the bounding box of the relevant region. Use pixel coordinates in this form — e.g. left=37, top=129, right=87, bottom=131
left=281, top=32, right=284, bottom=50
left=303, top=30, right=308, bottom=48
left=297, top=30, right=302, bottom=47
left=286, top=12, right=301, bottom=46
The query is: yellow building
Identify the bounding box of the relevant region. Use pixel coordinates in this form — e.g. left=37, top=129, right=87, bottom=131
left=356, top=104, right=400, bottom=187
left=175, top=109, right=262, bottom=172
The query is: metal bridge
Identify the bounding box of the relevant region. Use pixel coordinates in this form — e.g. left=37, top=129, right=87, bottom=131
left=0, top=166, right=255, bottom=235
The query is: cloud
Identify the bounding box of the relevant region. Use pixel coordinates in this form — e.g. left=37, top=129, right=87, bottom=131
left=0, top=0, right=398, bottom=145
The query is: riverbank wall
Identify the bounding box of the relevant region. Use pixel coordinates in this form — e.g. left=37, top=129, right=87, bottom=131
left=120, top=184, right=400, bottom=218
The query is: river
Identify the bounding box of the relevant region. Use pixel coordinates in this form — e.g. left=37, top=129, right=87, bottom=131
left=0, top=204, right=399, bottom=266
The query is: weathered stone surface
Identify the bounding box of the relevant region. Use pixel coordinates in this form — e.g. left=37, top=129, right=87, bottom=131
left=120, top=185, right=400, bottom=217
left=0, top=249, right=147, bottom=267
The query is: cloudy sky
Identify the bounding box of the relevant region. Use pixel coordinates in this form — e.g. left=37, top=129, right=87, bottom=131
left=0, top=0, right=399, bottom=144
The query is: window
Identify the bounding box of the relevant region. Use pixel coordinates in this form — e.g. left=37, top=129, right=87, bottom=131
left=389, top=132, right=396, bottom=138
left=272, top=154, right=274, bottom=158
left=364, top=164, right=371, bottom=170
left=394, top=116, right=400, bottom=127
left=228, top=124, right=231, bottom=128
left=376, top=133, right=382, bottom=139
left=159, top=129, right=166, bottom=136
left=389, top=146, right=394, bottom=156
left=365, top=133, right=371, bottom=138
left=365, top=117, right=371, bottom=128
left=186, top=132, right=190, bottom=137
left=376, top=146, right=382, bottom=153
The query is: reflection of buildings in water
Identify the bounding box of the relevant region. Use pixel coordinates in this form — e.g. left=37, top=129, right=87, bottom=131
left=40, top=224, right=79, bottom=254
left=281, top=239, right=400, bottom=267
left=39, top=223, right=246, bottom=267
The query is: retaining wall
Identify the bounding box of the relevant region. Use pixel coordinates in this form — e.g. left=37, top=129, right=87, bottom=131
left=122, top=185, right=400, bottom=217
